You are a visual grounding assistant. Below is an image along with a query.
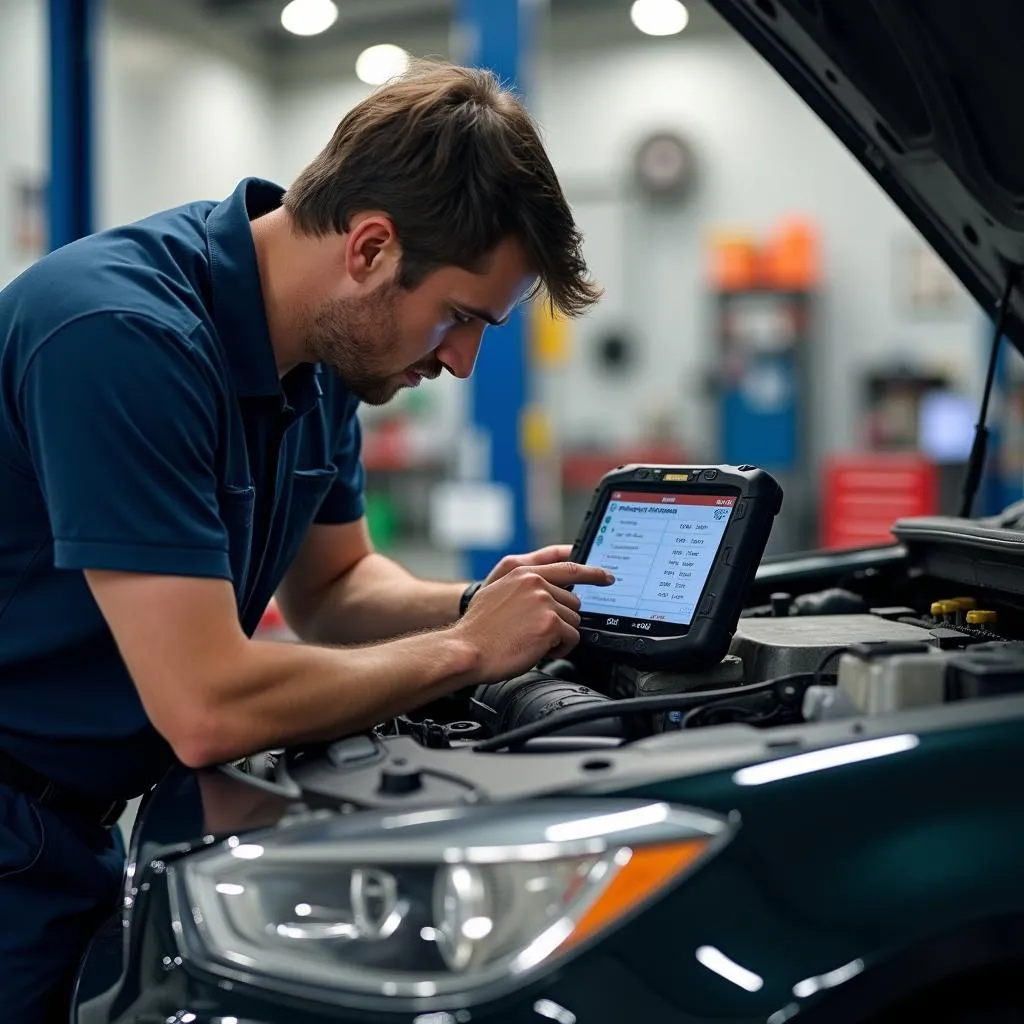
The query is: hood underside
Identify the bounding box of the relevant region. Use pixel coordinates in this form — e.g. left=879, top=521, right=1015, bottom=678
left=706, top=0, right=1024, bottom=351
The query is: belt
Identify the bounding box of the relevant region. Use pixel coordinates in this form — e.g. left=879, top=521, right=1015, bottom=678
left=0, top=747, right=126, bottom=829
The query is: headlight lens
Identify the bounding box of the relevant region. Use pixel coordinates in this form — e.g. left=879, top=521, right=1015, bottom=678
left=171, top=799, right=729, bottom=1009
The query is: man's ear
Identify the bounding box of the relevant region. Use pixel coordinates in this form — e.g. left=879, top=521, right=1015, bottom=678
left=344, top=213, right=400, bottom=284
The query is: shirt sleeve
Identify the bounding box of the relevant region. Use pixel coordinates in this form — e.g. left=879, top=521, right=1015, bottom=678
left=17, top=313, right=234, bottom=579
left=314, top=394, right=366, bottom=525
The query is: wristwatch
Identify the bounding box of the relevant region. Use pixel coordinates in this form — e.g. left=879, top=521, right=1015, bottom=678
left=459, top=580, right=484, bottom=617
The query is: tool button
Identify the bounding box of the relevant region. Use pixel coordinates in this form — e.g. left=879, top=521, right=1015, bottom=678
left=699, top=593, right=716, bottom=616
left=703, top=469, right=718, bottom=481
left=732, top=499, right=747, bottom=521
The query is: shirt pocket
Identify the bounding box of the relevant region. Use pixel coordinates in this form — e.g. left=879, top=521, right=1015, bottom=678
left=278, top=466, right=340, bottom=560
left=239, top=466, right=339, bottom=636
left=217, top=484, right=255, bottom=596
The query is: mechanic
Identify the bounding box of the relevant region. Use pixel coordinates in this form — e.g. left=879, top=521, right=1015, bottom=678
left=0, top=59, right=609, bottom=1021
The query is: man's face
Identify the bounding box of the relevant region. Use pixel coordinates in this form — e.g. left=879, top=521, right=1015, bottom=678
left=305, top=236, right=536, bottom=405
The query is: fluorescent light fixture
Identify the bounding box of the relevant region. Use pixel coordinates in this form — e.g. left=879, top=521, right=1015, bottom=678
left=695, top=945, right=763, bottom=992
left=631, top=0, right=690, bottom=36
left=281, top=0, right=338, bottom=37
left=732, top=734, right=920, bottom=786
left=356, top=43, right=411, bottom=86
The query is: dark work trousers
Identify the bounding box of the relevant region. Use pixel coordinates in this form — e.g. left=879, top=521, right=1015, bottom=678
left=0, top=783, right=125, bottom=1023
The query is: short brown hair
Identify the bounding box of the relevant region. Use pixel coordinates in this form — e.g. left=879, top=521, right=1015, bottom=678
left=283, top=59, right=600, bottom=318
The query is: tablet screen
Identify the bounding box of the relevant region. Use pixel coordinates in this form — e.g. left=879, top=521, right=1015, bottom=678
left=575, top=490, right=736, bottom=630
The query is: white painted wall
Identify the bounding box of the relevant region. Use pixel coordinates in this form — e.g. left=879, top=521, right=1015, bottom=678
left=97, top=4, right=277, bottom=228
left=0, top=2, right=274, bottom=287
left=0, top=0, right=46, bottom=289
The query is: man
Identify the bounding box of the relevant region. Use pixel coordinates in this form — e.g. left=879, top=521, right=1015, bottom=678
left=0, top=60, right=609, bottom=1020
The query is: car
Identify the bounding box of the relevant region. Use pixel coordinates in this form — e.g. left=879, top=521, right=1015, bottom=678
left=73, top=2, right=1024, bottom=1021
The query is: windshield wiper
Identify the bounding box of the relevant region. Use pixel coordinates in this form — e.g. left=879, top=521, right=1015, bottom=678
left=959, top=263, right=1020, bottom=518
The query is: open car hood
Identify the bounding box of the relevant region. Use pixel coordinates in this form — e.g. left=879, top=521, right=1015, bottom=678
left=706, top=0, right=1024, bottom=350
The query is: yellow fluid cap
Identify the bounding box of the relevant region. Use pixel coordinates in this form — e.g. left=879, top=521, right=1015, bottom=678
left=951, top=597, right=978, bottom=610
left=966, top=610, right=998, bottom=625
left=931, top=601, right=957, bottom=617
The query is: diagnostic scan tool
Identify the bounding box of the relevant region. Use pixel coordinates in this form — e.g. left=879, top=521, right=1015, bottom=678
left=569, top=465, right=783, bottom=670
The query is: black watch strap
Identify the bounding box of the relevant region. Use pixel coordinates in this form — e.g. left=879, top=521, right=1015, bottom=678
left=459, top=580, right=484, bottom=617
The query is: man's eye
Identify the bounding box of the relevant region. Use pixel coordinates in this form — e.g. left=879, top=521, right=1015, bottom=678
left=450, top=308, right=472, bottom=325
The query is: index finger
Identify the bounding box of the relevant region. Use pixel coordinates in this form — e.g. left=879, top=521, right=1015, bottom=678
left=530, top=562, right=614, bottom=587
left=519, top=544, right=573, bottom=566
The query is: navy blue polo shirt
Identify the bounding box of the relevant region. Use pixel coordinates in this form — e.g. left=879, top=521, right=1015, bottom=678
left=0, top=178, right=365, bottom=799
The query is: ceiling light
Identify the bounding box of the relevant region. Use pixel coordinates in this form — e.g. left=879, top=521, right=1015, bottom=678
left=630, top=0, right=690, bottom=36
left=356, top=43, right=411, bottom=86
left=280, top=0, right=338, bottom=37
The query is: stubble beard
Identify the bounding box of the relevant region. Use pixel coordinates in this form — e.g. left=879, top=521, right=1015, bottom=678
left=305, top=278, right=405, bottom=406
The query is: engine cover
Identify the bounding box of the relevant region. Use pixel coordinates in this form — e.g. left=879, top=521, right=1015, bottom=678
left=731, top=614, right=935, bottom=681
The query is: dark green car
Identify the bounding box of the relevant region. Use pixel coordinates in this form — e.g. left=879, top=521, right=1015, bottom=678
left=74, top=1, right=1024, bottom=1021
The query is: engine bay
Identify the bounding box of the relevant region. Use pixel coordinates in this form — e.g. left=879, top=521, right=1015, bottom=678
left=386, top=584, right=1024, bottom=747
left=259, top=546, right=1024, bottom=824
left=378, top=468, right=1024, bottom=759
left=260, top=466, right=1024, bottom=815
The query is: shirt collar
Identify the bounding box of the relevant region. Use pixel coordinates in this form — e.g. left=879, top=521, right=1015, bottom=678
left=206, top=177, right=306, bottom=403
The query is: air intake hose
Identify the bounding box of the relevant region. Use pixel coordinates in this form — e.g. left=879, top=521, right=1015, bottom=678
left=471, top=670, right=622, bottom=738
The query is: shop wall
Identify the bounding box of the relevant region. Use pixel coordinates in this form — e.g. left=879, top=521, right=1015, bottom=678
left=97, top=1, right=277, bottom=228
left=0, top=0, right=46, bottom=290
left=0, top=2, right=275, bottom=289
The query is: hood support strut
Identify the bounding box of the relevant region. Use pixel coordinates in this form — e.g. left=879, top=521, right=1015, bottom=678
left=960, top=264, right=1020, bottom=518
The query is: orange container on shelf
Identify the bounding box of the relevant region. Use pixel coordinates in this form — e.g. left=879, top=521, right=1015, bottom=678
left=763, top=217, right=820, bottom=290
left=708, top=232, right=760, bottom=291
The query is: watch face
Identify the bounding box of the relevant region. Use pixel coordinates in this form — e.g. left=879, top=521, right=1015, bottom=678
left=635, top=131, right=695, bottom=198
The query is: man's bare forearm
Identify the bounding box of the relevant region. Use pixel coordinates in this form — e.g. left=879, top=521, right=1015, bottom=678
left=287, top=552, right=467, bottom=644
left=190, top=627, right=479, bottom=766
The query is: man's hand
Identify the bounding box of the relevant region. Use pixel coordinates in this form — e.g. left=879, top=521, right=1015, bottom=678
left=453, top=561, right=613, bottom=683
left=482, top=544, right=576, bottom=587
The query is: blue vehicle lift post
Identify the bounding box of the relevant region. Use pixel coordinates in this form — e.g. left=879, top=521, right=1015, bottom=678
left=48, top=0, right=97, bottom=251
left=455, top=0, right=537, bottom=579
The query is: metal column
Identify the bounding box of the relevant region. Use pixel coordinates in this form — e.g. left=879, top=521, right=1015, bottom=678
left=48, top=0, right=97, bottom=251
left=456, top=0, right=536, bottom=580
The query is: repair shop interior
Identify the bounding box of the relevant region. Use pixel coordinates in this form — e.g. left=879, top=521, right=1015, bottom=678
left=6, top=1, right=1024, bottom=1022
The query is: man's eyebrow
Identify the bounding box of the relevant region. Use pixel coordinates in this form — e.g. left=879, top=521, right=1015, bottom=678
left=455, top=303, right=510, bottom=327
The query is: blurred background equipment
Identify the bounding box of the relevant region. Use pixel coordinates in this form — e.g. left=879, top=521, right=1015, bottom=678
left=707, top=217, right=820, bottom=552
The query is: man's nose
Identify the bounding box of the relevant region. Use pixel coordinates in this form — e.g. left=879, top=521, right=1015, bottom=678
left=437, top=327, right=484, bottom=380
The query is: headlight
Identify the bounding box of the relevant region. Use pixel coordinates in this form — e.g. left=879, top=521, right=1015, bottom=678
left=169, top=799, right=730, bottom=1010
